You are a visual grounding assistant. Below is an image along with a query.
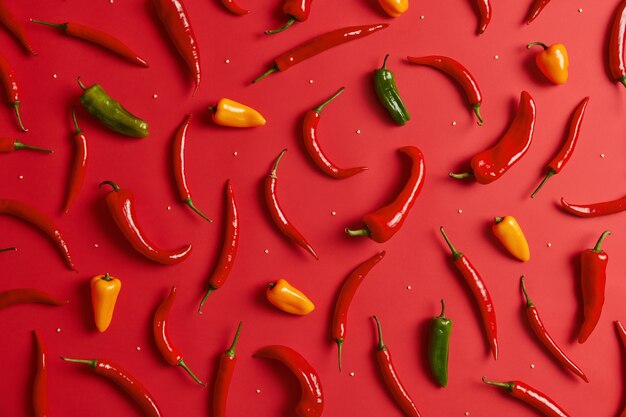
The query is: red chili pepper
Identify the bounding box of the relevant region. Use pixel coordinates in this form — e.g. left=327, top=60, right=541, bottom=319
left=372, top=316, right=422, bottom=417
left=99, top=181, right=192, bottom=265
left=0, top=0, right=35, bottom=55
left=303, top=87, right=367, bottom=179
left=63, top=107, right=88, bottom=214
left=0, top=52, right=27, bottom=131
left=172, top=114, right=212, bottom=222
left=265, top=149, right=318, bottom=259
left=345, top=146, right=425, bottom=243
left=219, top=0, right=249, bottom=15
left=0, top=137, right=52, bottom=153
left=531, top=97, right=589, bottom=198
left=0, top=288, right=68, bottom=311
left=265, top=0, right=313, bottom=35
left=252, top=24, right=388, bottom=83
left=253, top=345, right=323, bottom=417
left=0, top=199, right=76, bottom=270
left=332, top=251, right=386, bottom=371
left=32, top=331, right=48, bottom=417
left=482, top=377, right=571, bottom=417
left=615, top=321, right=626, bottom=417
left=610, top=0, right=626, bottom=87
left=31, top=19, right=149, bottom=67
left=578, top=230, right=611, bottom=344
left=525, top=0, right=552, bottom=24
left=449, top=91, right=536, bottom=184
left=61, top=357, right=162, bottom=417
left=440, top=227, right=498, bottom=360
left=406, top=55, right=484, bottom=125
left=474, top=0, right=492, bottom=34
left=520, top=276, right=588, bottom=382
left=213, top=322, right=242, bottom=417
left=152, top=0, right=201, bottom=94
left=561, top=195, right=626, bottom=217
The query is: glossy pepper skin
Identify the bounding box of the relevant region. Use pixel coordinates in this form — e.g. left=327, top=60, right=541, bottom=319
left=428, top=300, right=452, bottom=388
left=78, top=78, right=149, bottom=138
left=474, top=0, right=492, bottom=34
left=578, top=230, right=611, bottom=344
left=482, top=377, right=571, bottom=417
left=265, top=0, right=313, bottom=34
left=0, top=0, right=36, bottom=54
left=0, top=52, right=27, bottom=131
left=378, top=0, right=409, bottom=17
left=609, top=0, right=626, bottom=87
left=213, top=322, right=243, bottom=417
left=528, top=42, right=569, bottom=85
left=90, top=273, right=121, bottom=332
left=0, top=137, right=52, bottom=153
left=525, top=0, right=552, bottom=24
left=219, top=0, right=249, bottom=15
left=0, top=288, right=68, bottom=311
left=492, top=216, right=530, bottom=262
left=208, top=98, right=266, bottom=127
left=345, top=146, right=425, bottom=243
left=33, top=331, right=48, bottom=417
left=63, top=107, right=88, bottom=214
left=266, top=278, right=315, bottom=315
left=374, top=55, right=410, bottom=125
left=561, top=195, right=626, bottom=217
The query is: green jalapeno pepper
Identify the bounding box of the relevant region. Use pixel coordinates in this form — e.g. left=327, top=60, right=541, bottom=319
left=374, top=54, right=410, bottom=126
left=428, top=299, right=452, bottom=387
left=78, top=78, right=149, bottom=138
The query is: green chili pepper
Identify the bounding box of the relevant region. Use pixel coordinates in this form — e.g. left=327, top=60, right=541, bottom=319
left=428, top=299, right=452, bottom=387
left=77, top=78, right=149, bottom=138
left=374, top=54, right=411, bottom=126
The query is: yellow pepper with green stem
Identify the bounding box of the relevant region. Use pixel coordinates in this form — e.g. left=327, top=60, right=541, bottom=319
left=266, top=278, right=314, bottom=315
left=90, top=273, right=121, bottom=332
left=492, top=216, right=530, bottom=262
left=208, top=98, right=266, bottom=127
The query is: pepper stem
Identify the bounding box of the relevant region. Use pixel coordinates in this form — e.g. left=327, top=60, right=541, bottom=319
left=102, top=273, right=113, bottom=282
left=13, top=102, right=28, bottom=132
left=336, top=338, right=343, bottom=372
left=438, top=299, right=446, bottom=318
left=482, top=376, right=513, bottom=391
left=77, top=77, right=87, bottom=91
left=380, top=54, right=390, bottom=70
left=207, top=105, right=216, bottom=113
left=473, top=104, right=484, bottom=126
left=252, top=67, right=278, bottom=84
left=71, top=106, right=83, bottom=134
left=345, top=227, right=370, bottom=237
left=269, top=148, right=287, bottom=178
left=14, top=140, right=53, bottom=153
left=494, top=217, right=504, bottom=224
left=99, top=180, right=120, bottom=191
left=520, top=276, right=534, bottom=308
left=30, top=19, right=68, bottom=30
left=620, top=75, right=626, bottom=88
left=314, top=87, right=345, bottom=113
left=372, top=315, right=387, bottom=351
left=530, top=169, right=555, bottom=198
left=185, top=197, right=213, bottom=222
left=198, top=285, right=216, bottom=314
left=60, top=357, right=97, bottom=368
left=591, top=230, right=611, bottom=252
left=226, top=322, right=243, bottom=358
left=178, top=359, right=206, bottom=386
left=0, top=247, right=16, bottom=252
left=527, top=42, right=549, bottom=50
left=448, top=171, right=474, bottom=179
left=440, top=227, right=463, bottom=260
left=264, top=17, right=296, bottom=35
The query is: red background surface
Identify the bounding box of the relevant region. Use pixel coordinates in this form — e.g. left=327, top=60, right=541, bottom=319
left=1, top=0, right=625, bottom=416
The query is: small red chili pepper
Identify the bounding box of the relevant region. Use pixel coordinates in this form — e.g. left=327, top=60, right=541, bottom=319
left=372, top=316, right=422, bottom=417
left=345, top=146, right=425, bottom=243
left=154, top=286, right=205, bottom=385
left=0, top=52, right=27, bottom=132
left=615, top=321, right=626, bottom=417
left=482, top=377, right=571, bottom=417
left=474, top=0, right=492, bottom=34
left=406, top=55, right=484, bottom=125
left=440, top=227, right=498, bottom=360
left=32, top=331, right=48, bottom=417
left=449, top=91, right=536, bottom=184
left=63, top=107, right=88, bottom=214
left=199, top=180, right=239, bottom=312
left=99, top=181, right=192, bottom=265
left=531, top=97, right=588, bottom=198
left=252, top=24, right=388, bottom=83
left=31, top=19, right=149, bottom=67
left=213, top=322, right=242, bottom=417
left=520, top=276, right=588, bottom=382
left=172, top=114, right=212, bottom=222
left=0, top=199, right=76, bottom=270
left=219, top=0, right=249, bottom=15
left=332, top=251, right=386, bottom=371
left=265, top=0, right=313, bottom=35
left=610, top=0, right=626, bottom=87
left=265, top=149, right=318, bottom=259
left=61, top=357, right=162, bottom=417
left=0, top=288, right=68, bottom=311
left=253, top=345, right=323, bottom=417
left=525, top=0, right=552, bottom=24
left=303, top=87, right=367, bottom=179
left=561, top=195, right=626, bottom=217
left=578, top=230, right=611, bottom=344
left=0, top=0, right=35, bottom=55
left=0, top=137, right=52, bottom=153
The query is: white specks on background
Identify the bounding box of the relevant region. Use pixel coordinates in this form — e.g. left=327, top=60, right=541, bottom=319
left=494, top=55, right=500, bottom=60
left=56, top=328, right=61, bottom=332
left=255, top=389, right=261, bottom=394
left=153, top=94, right=158, bottom=99
left=530, top=363, right=535, bottom=369
left=264, top=249, right=269, bottom=254
left=52, top=74, right=58, bottom=79
left=167, top=206, right=171, bottom=211
left=600, top=153, right=605, bottom=158
left=578, top=8, right=583, bottom=13
left=331, top=211, right=336, bottom=216
left=18, top=175, right=24, bottom=180
left=451, top=121, right=457, bottom=126
left=233, top=151, right=238, bottom=156
left=420, top=15, right=425, bottom=20
left=349, top=372, right=355, bottom=377
left=406, top=285, right=412, bottom=290
left=109, top=0, right=114, bottom=3
left=94, top=243, right=99, bottom=248
left=465, top=412, right=470, bottom=416
left=225, top=59, right=230, bottom=64
left=457, top=209, right=463, bottom=214
left=309, top=79, right=314, bottom=84
left=136, top=346, right=141, bottom=351
left=356, top=129, right=361, bottom=134
left=547, top=242, right=552, bottom=248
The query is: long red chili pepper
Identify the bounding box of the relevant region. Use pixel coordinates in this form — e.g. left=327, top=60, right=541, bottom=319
left=199, top=179, right=239, bottom=312
left=610, top=0, right=626, bottom=87
left=0, top=137, right=52, bottom=153
left=0, top=0, right=35, bottom=55
left=372, top=316, right=421, bottom=417
left=31, top=19, right=149, bottom=67
left=99, top=181, right=192, bottom=265
left=252, top=24, right=388, bottom=83
left=253, top=345, right=323, bottom=417
left=172, top=114, right=211, bottom=222
left=219, top=0, right=249, bottom=15
left=0, top=199, right=76, bottom=270
left=332, top=251, right=385, bottom=371
left=525, top=0, right=552, bottom=24
left=615, top=321, right=626, bottom=417
left=406, top=55, right=484, bottom=125
left=345, top=146, right=425, bottom=243
left=153, top=286, right=205, bottom=385
left=440, top=227, right=498, bottom=360
left=63, top=107, right=88, bottom=214
left=33, top=331, right=48, bottom=417
left=578, top=230, right=611, bottom=344
left=0, top=52, right=27, bottom=131
left=482, top=377, right=571, bottom=417
left=303, top=87, right=367, bottom=179
left=61, top=357, right=162, bottom=417
left=474, top=0, right=492, bottom=34
left=520, top=276, right=588, bottom=382
left=213, top=322, right=242, bottom=417
left=449, top=91, right=536, bottom=184
left=0, top=288, right=68, bottom=311
left=561, top=195, right=626, bottom=217
left=265, top=149, right=318, bottom=259
left=265, top=0, right=313, bottom=34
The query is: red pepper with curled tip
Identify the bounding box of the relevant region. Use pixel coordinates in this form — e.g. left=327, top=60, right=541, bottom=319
left=0, top=52, right=27, bottom=131
left=32, top=331, right=48, bottom=417
left=213, top=322, right=242, bottom=417
left=63, top=108, right=88, bottom=214
left=0, top=288, right=68, bottom=311
left=0, top=0, right=35, bottom=54
left=474, top=0, right=492, bottom=34
left=561, top=195, right=626, bottom=217
left=0, top=137, right=52, bottom=153
left=265, top=0, right=313, bottom=34
left=610, top=0, right=626, bottom=87
left=525, top=0, right=552, bottom=24
left=345, top=146, right=425, bottom=243
left=219, top=0, right=249, bottom=15
left=482, top=377, right=571, bottom=417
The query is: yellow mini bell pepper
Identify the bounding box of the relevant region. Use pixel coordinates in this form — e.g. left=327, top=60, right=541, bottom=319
left=378, top=0, right=409, bottom=17
left=208, top=98, right=266, bottom=127
left=266, top=278, right=314, bottom=315
left=527, top=42, right=569, bottom=85
left=90, top=273, right=121, bottom=332
left=492, top=216, right=530, bottom=262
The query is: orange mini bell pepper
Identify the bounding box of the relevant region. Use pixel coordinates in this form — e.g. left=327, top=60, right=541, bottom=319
left=208, top=98, right=266, bottom=127
left=527, top=42, right=569, bottom=84
left=378, top=0, right=409, bottom=17
left=492, top=216, right=530, bottom=262
left=266, top=278, right=314, bottom=315
left=90, top=273, right=121, bottom=332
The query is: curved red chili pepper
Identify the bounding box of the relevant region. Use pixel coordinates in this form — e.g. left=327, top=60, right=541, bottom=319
left=265, top=0, right=313, bottom=34
left=63, top=107, right=88, bottom=214
left=531, top=97, right=589, bottom=198
left=0, top=288, right=68, bottom=311
left=0, top=137, right=52, bottom=153
left=303, top=87, right=367, bottom=179
left=265, top=149, right=318, bottom=259
left=213, top=322, right=242, bottom=417
left=31, top=20, right=149, bottom=67
left=33, top=331, right=48, bottom=417
left=520, top=277, right=588, bottom=382
left=253, top=345, right=323, bottom=417
left=615, top=321, right=626, bottom=417
left=578, top=230, right=611, bottom=344
left=610, top=0, right=626, bottom=87
left=372, top=316, right=422, bottom=417
left=345, top=146, right=425, bottom=243
left=61, top=357, right=162, bottom=417
left=219, top=0, right=249, bottom=15
left=253, top=24, right=388, bottom=83
left=0, top=0, right=35, bottom=55
left=440, top=227, right=498, bottom=360
left=153, top=0, right=201, bottom=94
left=561, top=195, right=626, bottom=217
left=0, top=52, right=27, bottom=131
left=474, top=0, right=492, bottom=34
left=406, top=55, right=484, bottom=125
left=0, top=199, right=76, bottom=270
left=525, top=0, right=552, bottom=24
left=332, top=251, right=386, bottom=371
left=172, top=114, right=212, bottom=222
left=99, top=181, right=192, bottom=265
left=482, top=377, right=571, bottom=417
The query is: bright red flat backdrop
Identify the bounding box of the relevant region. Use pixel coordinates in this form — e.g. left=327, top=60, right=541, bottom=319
left=1, top=0, right=625, bottom=416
